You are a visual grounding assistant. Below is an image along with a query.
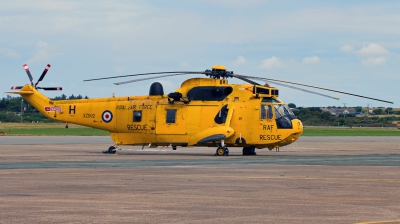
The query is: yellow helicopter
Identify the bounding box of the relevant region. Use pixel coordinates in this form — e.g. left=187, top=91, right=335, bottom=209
left=8, top=64, right=393, bottom=156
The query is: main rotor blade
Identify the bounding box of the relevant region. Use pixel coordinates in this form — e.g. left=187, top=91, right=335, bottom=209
left=234, top=74, right=339, bottom=100
left=237, top=74, right=393, bottom=104
left=114, top=73, right=191, bottom=85
left=267, top=80, right=340, bottom=100
left=23, top=64, right=34, bottom=85
left=232, top=74, right=260, bottom=85
left=84, top=71, right=204, bottom=82
left=35, top=64, right=51, bottom=87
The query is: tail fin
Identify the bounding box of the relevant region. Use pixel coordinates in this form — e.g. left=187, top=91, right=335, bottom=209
left=6, top=84, right=56, bottom=119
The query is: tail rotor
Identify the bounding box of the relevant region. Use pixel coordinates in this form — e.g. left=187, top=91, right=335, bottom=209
left=34, top=64, right=51, bottom=87
left=23, top=64, right=34, bottom=86
left=11, top=64, right=62, bottom=91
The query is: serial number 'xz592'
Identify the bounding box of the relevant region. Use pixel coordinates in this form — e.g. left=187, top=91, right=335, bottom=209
left=83, top=113, right=95, bottom=118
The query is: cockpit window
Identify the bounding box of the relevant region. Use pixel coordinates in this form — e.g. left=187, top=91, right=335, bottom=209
left=282, top=104, right=294, bottom=115
left=262, top=97, right=281, bottom=103
left=187, top=86, right=233, bottom=101
left=274, top=104, right=294, bottom=118
left=260, top=104, right=273, bottom=120
left=274, top=104, right=294, bottom=129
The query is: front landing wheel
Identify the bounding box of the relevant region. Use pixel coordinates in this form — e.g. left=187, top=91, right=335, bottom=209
left=215, top=147, right=229, bottom=156
left=103, top=146, right=116, bottom=154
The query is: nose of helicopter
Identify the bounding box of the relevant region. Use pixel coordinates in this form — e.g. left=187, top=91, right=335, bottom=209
left=293, top=118, right=303, bottom=132
left=290, top=118, right=304, bottom=142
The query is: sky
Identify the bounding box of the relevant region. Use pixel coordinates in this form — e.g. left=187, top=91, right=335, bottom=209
left=1, top=0, right=399, bottom=108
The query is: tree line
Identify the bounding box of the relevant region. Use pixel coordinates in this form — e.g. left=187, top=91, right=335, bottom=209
left=0, top=94, right=88, bottom=123
left=1, top=97, right=398, bottom=126
left=289, top=105, right=399, bottom=127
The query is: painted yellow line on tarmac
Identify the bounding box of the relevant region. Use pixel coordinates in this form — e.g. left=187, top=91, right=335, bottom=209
left=355, top=220, right=400, bottom=224
left=2, top=169, right=400, bottom=184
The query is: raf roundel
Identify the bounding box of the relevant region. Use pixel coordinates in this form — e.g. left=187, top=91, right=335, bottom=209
left=102, top=110, right=113, bottom=123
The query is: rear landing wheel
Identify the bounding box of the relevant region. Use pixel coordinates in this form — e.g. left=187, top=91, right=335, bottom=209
left=243, top=147, right=251, bottom=155
left=250, top=147, right=257, bottom=155
left=242, top=146, right=256, bottom=155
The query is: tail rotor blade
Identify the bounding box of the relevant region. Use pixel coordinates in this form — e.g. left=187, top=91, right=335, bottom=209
left=23, top=64, right=34, bottom=85
left=35, top=64, right=51, bottom=87
left=38, top=87, right=63, bottom=91
left=11, top=86, right=24, bottom=90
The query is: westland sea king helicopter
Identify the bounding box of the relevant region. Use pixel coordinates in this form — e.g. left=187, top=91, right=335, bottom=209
left=8, top=64, right=393, bottom=156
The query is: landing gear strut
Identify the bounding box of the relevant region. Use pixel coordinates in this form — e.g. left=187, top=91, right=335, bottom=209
left=214, top=140, right=229, bottom=156
left=242, top=146, right=256, bottom=155
left=103, top=146, right=117, bottom=154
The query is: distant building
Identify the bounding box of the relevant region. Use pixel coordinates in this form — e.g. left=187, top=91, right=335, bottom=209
left=321, top=107, right=356, bottom=117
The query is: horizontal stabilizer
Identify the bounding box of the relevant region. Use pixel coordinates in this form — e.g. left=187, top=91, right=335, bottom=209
left=6, top=91, right=34, bottom=95
left=38, top=87, right=62, bottom=91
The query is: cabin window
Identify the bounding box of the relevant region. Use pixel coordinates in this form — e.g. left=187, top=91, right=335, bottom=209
left=133, top=110, right=142, bottom=122
left=256, top=87, right=269, bottom=95
left=187, top=86, right=233, bottom=101
left=166, top=109, right=176, bottom=123
left=260, top=104, right=273, bottom=120
left=214, top=105, right=229, bottom=124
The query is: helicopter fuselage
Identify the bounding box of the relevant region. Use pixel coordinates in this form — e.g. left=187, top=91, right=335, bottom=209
left=14, top=77, right=303, bottom=150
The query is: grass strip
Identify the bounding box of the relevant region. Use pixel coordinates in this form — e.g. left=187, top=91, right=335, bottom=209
left=302, top=128, right=400, bottom=136
left=1, top=123, right=399, bottom=136
left=0, top=123, right=108, bottom=136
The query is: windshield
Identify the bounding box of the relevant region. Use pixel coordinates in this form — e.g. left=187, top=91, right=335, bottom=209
left=274, top=104, right=294, bottom=118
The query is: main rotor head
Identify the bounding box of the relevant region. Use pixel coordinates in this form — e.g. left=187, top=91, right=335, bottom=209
left=204, top=65, right=234, bottom=79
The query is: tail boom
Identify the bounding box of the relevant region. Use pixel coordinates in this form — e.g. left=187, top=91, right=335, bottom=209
left=6, top=85, right=114, bottom=132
